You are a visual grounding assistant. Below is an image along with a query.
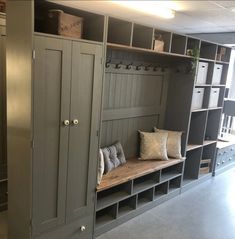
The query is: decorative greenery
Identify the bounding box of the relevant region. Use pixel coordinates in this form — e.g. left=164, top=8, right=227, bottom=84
left=191, top=47, right=200, bottom=75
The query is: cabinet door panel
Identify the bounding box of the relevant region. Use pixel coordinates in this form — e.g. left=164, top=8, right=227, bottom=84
left=33, top=36, right=71, bottom=234
left=66, top=41, right=103, bottom=222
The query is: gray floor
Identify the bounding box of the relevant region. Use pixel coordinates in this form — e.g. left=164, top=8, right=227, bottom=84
left=1, top=169, right=235, bottom=239
left=97, top=169, right=235, bottom=239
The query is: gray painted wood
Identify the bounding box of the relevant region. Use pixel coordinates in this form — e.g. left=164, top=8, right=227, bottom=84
left=7, top=1, right=33, bottom=239
left=66, top=41, right=103, bottom=224
left=33, top=36, right=72, bottom=234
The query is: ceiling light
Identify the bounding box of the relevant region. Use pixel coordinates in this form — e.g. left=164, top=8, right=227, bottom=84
left=112, top=1, right=176, bottom=19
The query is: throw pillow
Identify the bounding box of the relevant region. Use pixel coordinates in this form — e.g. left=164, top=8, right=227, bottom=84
left=154, top=128, right=182, bottom=159
left=138, top=131, right=168, bottom=160
left=97, top=149, right=104, bottom=185
left=102, top=141, right=126, bottom=174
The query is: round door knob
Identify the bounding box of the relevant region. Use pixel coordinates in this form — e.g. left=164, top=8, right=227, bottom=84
left=217, top=163, right=220, bottom=166
left=222, top=160, right=225, bottom=164
left=72, top=119, right=79, bottom=125
left=80, top=226, right=86, bottom=232
left=229, top=157, right=232, bottom=161
left=63, top=120, right=70, bottom=126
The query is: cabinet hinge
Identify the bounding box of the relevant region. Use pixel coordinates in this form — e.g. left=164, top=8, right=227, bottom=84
left=100, top=57, right=103, bottom=65
left=32, top=50, right=36, bottom=60
left=96, top=130, right=99, bottom=137
left=31, top=140, right=35, bottom=148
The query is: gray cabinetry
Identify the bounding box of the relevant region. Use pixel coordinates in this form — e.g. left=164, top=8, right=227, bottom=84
left=32, top=35, right=103, bottom=236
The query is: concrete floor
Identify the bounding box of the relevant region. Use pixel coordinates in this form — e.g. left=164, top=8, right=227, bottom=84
left=0, top=169, right=235, bottom=239
left=98, top=169, right=235, bottom=239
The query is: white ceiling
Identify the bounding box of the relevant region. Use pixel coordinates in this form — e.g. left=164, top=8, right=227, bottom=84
left=51, top=1, right=235, bottom=34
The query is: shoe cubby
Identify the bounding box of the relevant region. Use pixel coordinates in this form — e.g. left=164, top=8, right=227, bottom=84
left=154, top=182, right=168, bottom=200
left=186, top=37, right=200, bottom=56
left=132, top=24, right=153, bottom=49
left=183, top=148, right=202, bottom=184
left=188, top=111, right=207, bottom=145
left=160, top=162, right=183, bottom=182
left=137, top=188, right=154, bottom=208
left=107, top=17, right=132, bottom=46
left=96, top=181, right=132, bottom=211
left=200, top=144, right=216, bottom=175
left=118, top=196, right=137, bottom=218
left=216, top=46, right=231, bottom=62
left=170, top=33, right=187, bottom=54
left=169, top=176, right=182, bottom=193
left=200, top=41, right=217, bottom=60
left=34, top=1, right=105, bottom=42
left=96, top=204, right=118, bottom=228
left=133, top=171, right=160, bottom=194
left=153, top=29, right=172, bottom=52
left=205, top=109, right=222, bottom=141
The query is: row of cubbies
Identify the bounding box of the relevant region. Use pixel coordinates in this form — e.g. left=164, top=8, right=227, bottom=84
left=34, top=2, right=231, bottom=64
left=96, top=162, right=183, bottom=233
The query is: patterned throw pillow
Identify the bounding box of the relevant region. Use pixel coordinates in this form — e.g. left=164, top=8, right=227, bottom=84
left=154, top=128, right=182, bottom=159
left=138, top=131, right=168, bottom=161
left=102, top=141, right=126, bottom=174
left=97, top=149, right=104, bottom=185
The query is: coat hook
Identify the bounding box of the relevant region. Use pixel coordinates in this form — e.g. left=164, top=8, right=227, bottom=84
left=105, top=60, right=111, bottom=68
left=136, top=64, right=143, bottom=71
left=145, top=64, right=152, bottom=71
left=153, top=66, right=158, bottom=71
left=126, top=62, right=133, bottom=70
left=161, top=67, right=166, bottom=72
left=115, top=61, right=122, bottom=69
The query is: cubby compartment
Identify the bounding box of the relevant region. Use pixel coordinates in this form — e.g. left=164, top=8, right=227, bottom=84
left=208, top=88, right=220, bottom=108
left=220, top=64, right=229, bottom=85
left=107, top=17, right=132, bottom=46
left=161, top=162, right=183, bottom=182
left=183, top=148, right=202, bottom=185
left=171, top=34, right=187, bottom=54
left=205, top=109, right=222, bottom=141
left=153, top=29, right=172, bottom=52
left=133, top=171, right=160, bottom=194
left=169, top=176, right=181, bottom=193
left=188, top=111, right=208, bottom=145
left=200, top=41, right=217, bottom=60
left=97, top=181, right=132, bottom=210
left=195, top=62, right=214, bottom=86
left=118, top=196, right=137, bottom=217
left=186, top=37, right=200, bottom=56
left=192, top=86, right=211, bottom=111
left=96, top=204, right=118, bottom=228
left=35, top=1, right=105, bottom=42
left=200, top=144, right=216, bottom=175
left=132, top=24, right=153, bottom=49
left=212, top=64, right=223, bottom=85
left=0, top=180, right=7, bottom=211
left=154, top=182, right=168, bottom=199
left=216, top=45, right=232, bottom=62
left=137, top=188, right=154, bottom=208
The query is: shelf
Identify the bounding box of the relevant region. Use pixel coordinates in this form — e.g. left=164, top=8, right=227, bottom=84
left=137, top=189, right=154, bottom=208
left=195, top=84, right=211, bottom=87
left=191, top=108, right=208, bottom=113
left=203, top=140, right=217, bottom=146
left=96, top=204, right=117, bottom=229
left=186, top=144, right=203, bottom=151
left=207, top=107, right=223, bottom=111
left=118, top=196, right=136, bottom=217
left=211, top=85, right=226, bottom=87
left=154, top=182, right=168, bottom=200
left=160, top=173, right=182, bottom=182
left=0, top=178, right=7, bottom=183
left=133, top=179, right=157, bottom=194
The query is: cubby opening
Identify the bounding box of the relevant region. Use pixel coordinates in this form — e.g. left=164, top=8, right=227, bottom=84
left=200, top=41, right=217, bottom=60
left=133, top=171, right=160, bottom=194
left=132, top=24, right=153, bottom=49
left=154, top=182, right=168, bottom=199
left=195, top=61, right=214, bottom=85
left=188, top=111, right=207, bottom=145
left=205, top=109, right=222, bottom=141
left=216, top=46, right=232, bottom=62
left=161, top=162, right=183, bottom=182
left=137, top=188, right=154, bottom=207
left=183, top=148, right=202, bottom=185
left=153, top=29, right=172, bottom=52
left=208, top=87, right=221, bottom=108
left=191, top=87, right=211, bottom=110
left=220, top=64, right=229, bottom=85
left=118, top=196, right=137, bottom=217
left=35, top=1, right=105, bottom=42
left=96, top=204, right=118, bottom=228
left=200, top=144, right=216, bottom=175
left=170, top=34, right=187, bottom=54
left=0, top=180, right=7, bottom=211
left=107, top=17, right=132, bottom=46
left=97, top=181, right=132, bottom=211
left=169, top=176, right=181, bottom=192
left=186, top=37, right=200, bottom=56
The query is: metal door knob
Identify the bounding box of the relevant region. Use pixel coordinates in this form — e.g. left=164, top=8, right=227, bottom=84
left=222, top=160, right=225, bottom=164
left=63, top=120, right=70, bottom=126
left=80, top=226, right=86, bottom=232
left=217, top=163, right=220, bottom=166
left=72, top=119, right=79, bottom=125
left=229, top=157, right=232, bottom=161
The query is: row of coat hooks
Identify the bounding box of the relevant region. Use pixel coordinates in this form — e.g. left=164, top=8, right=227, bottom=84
left=105, top=60, right=168, bottom=72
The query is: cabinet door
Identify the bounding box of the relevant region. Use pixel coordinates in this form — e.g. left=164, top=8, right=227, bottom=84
left=66, top=41, right=103, bottom=223
left=33, top=36, right=72, bottom=235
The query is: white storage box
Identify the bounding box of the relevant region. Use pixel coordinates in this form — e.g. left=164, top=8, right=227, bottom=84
left=196, top=62, right=208, bottom=85
left=192, top=88, right=205, bottom=110
left=209, top=88, right=220, bottom=108
left=212, top=64, right=223, bottom=85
